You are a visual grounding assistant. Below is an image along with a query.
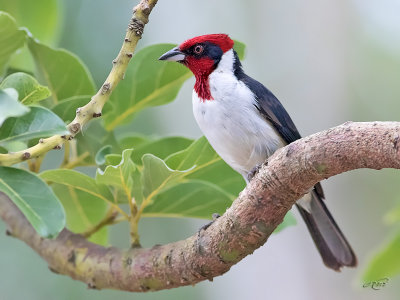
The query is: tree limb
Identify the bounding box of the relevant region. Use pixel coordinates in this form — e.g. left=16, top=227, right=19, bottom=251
left=1, top=121, right=399, bottom=291
left=0, top=0, right=158, bottom=167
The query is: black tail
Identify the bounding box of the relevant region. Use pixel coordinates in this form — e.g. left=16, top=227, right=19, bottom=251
left=296, top=183, right=357, bottom=271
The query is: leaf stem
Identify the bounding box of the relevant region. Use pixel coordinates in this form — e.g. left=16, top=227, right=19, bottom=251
left=27, top=154, right=45, bottom=173
left=82, top=208, right=119, bottom=238
left=61, top=151, right=90, bottom=169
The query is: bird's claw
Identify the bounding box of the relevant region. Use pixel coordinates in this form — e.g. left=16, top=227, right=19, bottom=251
left=247, top=162, right=264, bottom=182
left=199, top=213, right=221, bottom=232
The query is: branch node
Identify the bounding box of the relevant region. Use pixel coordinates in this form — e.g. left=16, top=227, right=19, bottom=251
left=48, top=266, right=59, bottom=274
left=22, top=152, right=31, bottom=160
left=129, top=18, right=145, bottom=36
left=125, top=257, right=133, bottom=266
left=126, top=53, right=133, bottom=58
left=53, top=145, right=62, bottom=150
left=5, top=229, right=13, bottom=236
left=139, top=285, right=150, bottom=292
left=393, top=135, right=400, bottom=151
left=124, top=38, right=131, bottom=43
left=39, top=138, right=44, bottom=144
left=101, top=83, right=111, bottom=95
left=76, top=107, right=82, bottom=114
left=87, top=282, right=98, bottom=290
left=67, top=250, right=76, bottom=266
left=93, top=112, right=102, bottom=118
left=69, top=123, right=81, bottom=135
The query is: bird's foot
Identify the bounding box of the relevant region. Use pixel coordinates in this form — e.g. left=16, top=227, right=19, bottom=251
left=199, top=213, right=221, bottom=232
left=247, top=162, right=265, bottom=182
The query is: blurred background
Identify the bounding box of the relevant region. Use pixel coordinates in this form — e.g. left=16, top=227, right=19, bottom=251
left=1, top=0, right=400, bottom=299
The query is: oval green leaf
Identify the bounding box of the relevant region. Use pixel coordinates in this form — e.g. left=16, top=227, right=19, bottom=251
left=0, top=72, right=51, bottom=104
left=142, top=180, right=233, bottom=219
left=51, top=95, right=91, bottom=122
left=0, top=0, right=61, bottom=71
left=0, top=166, right=65, bottom=238
left=0, top=12, right=26, bottom=76
left=0, top=88, right=29, bottom=126
left=40, top=169, right=111, bottom=245
left=0, top=106, right=69, bottom=146
left=126, top=136, right=194, bottom=165
left=104, top=44, right=192, bottom=130
left=363, top=232, right=400, bottom=282
left=27, top=38, right=96, bottom=102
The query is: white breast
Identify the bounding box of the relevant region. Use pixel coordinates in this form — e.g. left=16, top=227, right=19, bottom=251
left=192, top=50, right=285, bottom=179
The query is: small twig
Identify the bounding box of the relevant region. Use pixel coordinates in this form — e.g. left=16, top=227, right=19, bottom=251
left=60, top=141, right=70, bottom=168
left=129, top=197, right=140, bottom=247
left=27, top=155, right=45, bottom=173
left=0, top=0, right=158, bottom=167
left=82, top=208, right=119, bottom=238
left=61, top=152, right=90, bottom=169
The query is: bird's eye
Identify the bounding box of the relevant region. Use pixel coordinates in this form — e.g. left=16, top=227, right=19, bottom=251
left=194, top=45, right=204, bottom=55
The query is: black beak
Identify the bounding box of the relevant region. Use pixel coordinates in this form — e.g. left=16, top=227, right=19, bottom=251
left=159, top=46, right=186, bottom=62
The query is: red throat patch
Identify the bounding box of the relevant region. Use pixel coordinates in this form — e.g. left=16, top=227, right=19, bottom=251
left=185, top=56, right=214, bottom=101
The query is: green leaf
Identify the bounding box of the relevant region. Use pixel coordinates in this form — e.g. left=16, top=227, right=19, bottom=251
left=51, top=95, right=90, bottom=122
left=0, top=72, right=51, bottom=104
left=40, top=169, right=114, bottom=203
left=126, top=136, right=194, bottom=165
left=0, top=0, right=60, bottom=45
left=0, top=166, right=65, bottom=238
left=0, top=12, right=26, bottom=76
left=40, top=169, right=111, bottom=245
left=274, top=212, right=296, bottom=233
left=75, top=119, right=120, bottom=166
left=95, top=145, right=112, bottom=166
left=363, top=231, right=400, bottom=282
left=384, top=204, right=400, bottom=224
left=104, top=44, right=192, bottom=130
left=96, top=149, right=136, bottom=201
left=0, top=106, right=69, bottom=147
left=0, top=88, right=29, bottom=126
left=119, top=134, right=150, bottom=150
left=141, top=154, right=188, bottom=199
left=142, top=180, right=233, bottom=219
left=233, top=40, right=246, bottom=60
left=165, top=136, right=245, bottom=195
left=0, top=0, right=61, bottom=72
left=27, top=38, right=96, bottom=102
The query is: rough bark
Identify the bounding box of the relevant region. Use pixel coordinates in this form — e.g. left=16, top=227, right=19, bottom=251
left=1, top=121, right=400, bottom=291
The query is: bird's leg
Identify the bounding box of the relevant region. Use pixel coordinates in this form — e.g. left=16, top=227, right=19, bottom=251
left=247, top=161, right=267, bottom=182
left=199, top=213, right=221, bottom=232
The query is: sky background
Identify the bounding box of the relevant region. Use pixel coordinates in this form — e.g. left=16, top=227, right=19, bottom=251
left=1, top=0, right=400, bottom=299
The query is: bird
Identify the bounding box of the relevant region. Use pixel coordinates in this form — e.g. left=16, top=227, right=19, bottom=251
left=159, top=34, right=357, bottom=271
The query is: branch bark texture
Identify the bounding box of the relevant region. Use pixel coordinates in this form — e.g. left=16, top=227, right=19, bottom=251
left=1, top=121, right=400, bottom=291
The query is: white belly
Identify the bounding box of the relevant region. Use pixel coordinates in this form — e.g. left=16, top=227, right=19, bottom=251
left=192, top=72, right=285, bottom=179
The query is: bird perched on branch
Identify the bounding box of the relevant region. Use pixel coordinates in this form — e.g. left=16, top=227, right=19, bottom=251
left=159, top=34, right=357, bottom=271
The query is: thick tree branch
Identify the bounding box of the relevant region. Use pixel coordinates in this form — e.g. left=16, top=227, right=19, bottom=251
left=1, top=121, right=400, bottom=291
left=0, top=0, right=158, bottom=167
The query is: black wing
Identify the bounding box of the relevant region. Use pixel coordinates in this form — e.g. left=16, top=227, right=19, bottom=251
left=233, top=51, right=301, bottom=144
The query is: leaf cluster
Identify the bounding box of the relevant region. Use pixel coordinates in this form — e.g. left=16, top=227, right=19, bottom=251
left=0, top=5, right=293, bottom=248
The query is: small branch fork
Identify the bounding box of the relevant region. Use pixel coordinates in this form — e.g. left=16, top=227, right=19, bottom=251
left=0, top=0, right=159, bottom=167
left=1, top=122, right=400, bottom=292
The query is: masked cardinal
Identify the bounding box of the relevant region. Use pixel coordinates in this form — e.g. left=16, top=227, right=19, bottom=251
left=159, top=34, right=356, bottom=271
